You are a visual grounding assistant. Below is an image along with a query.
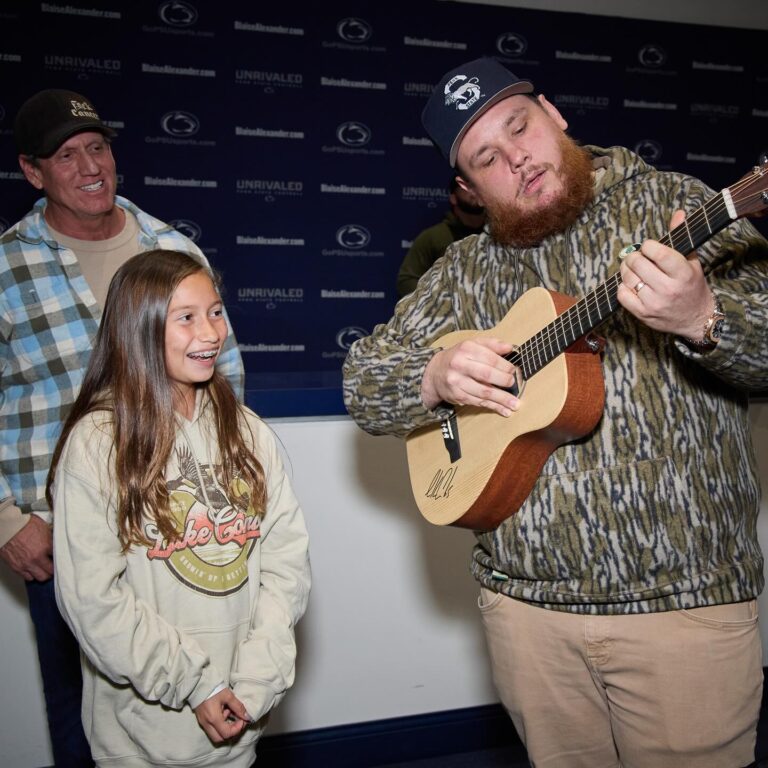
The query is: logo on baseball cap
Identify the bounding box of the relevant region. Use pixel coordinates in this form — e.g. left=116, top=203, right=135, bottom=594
left=13, top=89, right=116, bottom=158
left=421, top=57, right=534, bottom=167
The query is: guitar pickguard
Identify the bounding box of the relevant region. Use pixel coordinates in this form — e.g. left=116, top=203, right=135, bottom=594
left=440, top=411, right=462, bottom=463
left=503, top=367, right=525, bottom=398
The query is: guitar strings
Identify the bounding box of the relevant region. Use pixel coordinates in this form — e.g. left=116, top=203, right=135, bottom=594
left=508, top=173, right=767, bottom=379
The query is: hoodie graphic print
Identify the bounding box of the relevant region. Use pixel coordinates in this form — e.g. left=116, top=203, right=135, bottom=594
left=145, top=444, right=261, bottom=596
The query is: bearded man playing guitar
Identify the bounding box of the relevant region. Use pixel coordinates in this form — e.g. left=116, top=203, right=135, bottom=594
left=343, top=57, right=768, bottom=768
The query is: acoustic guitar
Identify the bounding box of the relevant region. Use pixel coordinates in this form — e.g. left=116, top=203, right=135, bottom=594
left=405, top=160, right=768, bottom=531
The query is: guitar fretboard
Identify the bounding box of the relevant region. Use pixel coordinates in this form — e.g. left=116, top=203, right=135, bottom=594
left=507, top=187, right=735, bottom=379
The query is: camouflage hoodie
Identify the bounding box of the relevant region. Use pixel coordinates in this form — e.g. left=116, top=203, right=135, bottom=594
left=343, top=145, right=768, bottom=613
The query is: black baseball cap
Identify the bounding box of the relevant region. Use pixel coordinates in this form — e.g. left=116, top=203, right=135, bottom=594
left=13, top=89, right=116, bottom=158
left=421, top=57, right=534, bottom=167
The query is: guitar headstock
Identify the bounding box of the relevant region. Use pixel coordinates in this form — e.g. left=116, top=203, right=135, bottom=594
left=729, top=157, right=768, bottom=219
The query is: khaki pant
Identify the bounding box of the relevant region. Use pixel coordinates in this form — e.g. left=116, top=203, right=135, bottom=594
left=479, top=589, right=763, bottom=768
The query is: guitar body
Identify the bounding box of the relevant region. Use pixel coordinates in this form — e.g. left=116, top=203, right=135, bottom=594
left=405, top=286, right=606, bottom=530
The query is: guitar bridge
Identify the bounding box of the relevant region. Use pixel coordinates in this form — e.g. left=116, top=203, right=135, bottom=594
left=441, top=411, right=462, bottom=463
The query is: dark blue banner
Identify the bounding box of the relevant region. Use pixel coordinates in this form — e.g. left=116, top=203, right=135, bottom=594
left=1, top=1, right=766, bottom=414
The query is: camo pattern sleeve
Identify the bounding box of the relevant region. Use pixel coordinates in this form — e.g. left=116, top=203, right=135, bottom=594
left=668, top=179, right=768, bottom=389
left=343, top=235, right=487, bottom=438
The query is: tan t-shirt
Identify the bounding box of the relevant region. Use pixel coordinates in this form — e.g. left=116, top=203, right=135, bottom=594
left=48, top=210, right=141, bottom=309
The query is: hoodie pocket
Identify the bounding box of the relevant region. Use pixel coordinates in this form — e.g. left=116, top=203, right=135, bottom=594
left=125, top=696, right=259, bottom=764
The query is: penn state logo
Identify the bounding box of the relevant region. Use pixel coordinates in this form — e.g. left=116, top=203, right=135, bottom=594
left=337, top=17, right=372, bottom=43
left=444, top=74, right=482, bottom=111
left=638, top=44, right=667, bottom=68
left=336, top=326, right=368, bottom=350
left=336, top=121, right=371, bottom=147
left=336, top=224, right=371, bottom=249
left=159, top=1, right=198, bottom=27
left=168, top=218, right=202, bottom=243
left=161, top=110, right=200, bottom=137
left=634, top=139, right=663, bottom=164
left=496, top=32, right=527, bottom=58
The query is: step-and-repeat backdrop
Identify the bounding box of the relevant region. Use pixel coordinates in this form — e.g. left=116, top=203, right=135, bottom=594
left=1, top=1, right=766, bottom=413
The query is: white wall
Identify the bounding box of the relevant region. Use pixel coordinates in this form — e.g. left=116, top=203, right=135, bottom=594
left=256, top=419, right=497, bottom=733
left=456, top=0, right=768, bottom=29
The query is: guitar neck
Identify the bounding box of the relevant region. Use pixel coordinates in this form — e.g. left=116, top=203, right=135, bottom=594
left=510, top=186, right=737, bottom=379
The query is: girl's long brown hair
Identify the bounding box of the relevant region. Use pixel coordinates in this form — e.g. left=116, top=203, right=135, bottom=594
left=46, top=249, right=266, bottom=549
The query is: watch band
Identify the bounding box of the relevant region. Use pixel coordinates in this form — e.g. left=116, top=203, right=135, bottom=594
left=685, top=294, right=725, bottom=349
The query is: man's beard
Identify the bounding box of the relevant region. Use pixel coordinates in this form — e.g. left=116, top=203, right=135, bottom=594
left=485, top=135, right=594, bottom=248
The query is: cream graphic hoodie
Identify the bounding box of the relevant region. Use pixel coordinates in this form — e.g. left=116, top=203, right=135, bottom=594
left=53, top=394, right=310, bottom=767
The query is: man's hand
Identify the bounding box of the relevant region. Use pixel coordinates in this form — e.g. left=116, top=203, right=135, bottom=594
left=421, top=337, right=520, bottom=416
left=194, top=688, right=250, bottom=744
left=0, top=515, right=53, bottom=581
left=617, top=210, right=715, bottom=339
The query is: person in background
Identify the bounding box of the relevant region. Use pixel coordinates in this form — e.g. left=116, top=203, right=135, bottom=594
left=343, top=56, right=768, bottom=767
left=396, top=174, right=485, bottom=297
left=0, top=88, right=244, bottom=766
left=48, top=249, right=309, bottom=767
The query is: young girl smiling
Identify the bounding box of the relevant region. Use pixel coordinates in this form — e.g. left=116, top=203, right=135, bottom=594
left=47, top=249, right=310, bottom=767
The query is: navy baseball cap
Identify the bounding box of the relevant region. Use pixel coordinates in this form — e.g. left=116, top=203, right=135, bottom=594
left=421, top=57, right=534, bottom=167
left=14, top=89, right=116, bottom=158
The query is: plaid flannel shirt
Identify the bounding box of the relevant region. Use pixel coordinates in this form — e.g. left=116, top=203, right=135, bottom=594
left=0, top=195, right=244, bottom=514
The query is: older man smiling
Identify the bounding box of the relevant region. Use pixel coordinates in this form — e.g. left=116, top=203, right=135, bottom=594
left=0, top=88, right=243, bottom=766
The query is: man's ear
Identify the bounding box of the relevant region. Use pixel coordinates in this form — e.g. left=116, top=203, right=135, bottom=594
left=536, top=94, right=568, bottom=132
left=18, top=156, right=44, bottom=190
left=455, top=174, right=485, bottom=207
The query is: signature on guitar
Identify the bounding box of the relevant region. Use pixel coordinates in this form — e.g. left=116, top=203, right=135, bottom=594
left=426, top=467, right=458, bottom=499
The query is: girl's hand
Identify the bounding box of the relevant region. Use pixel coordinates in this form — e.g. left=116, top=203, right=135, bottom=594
left=194, top=688, right=250, bottom=743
